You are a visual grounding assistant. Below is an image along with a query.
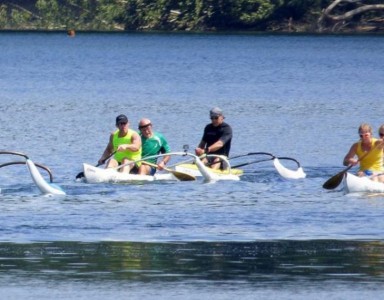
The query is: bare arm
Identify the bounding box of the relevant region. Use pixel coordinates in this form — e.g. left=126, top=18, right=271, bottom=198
left=343, top=143, right=358, bottom=166
left=98, top=134, right=114, bottom=164
left=206, top=140, right=224, bottom=153
left=195, top=140, right=206, bottom=156
left=374, top=138, right=384, bottom=150
left=117, top=131, right=142, bottom=152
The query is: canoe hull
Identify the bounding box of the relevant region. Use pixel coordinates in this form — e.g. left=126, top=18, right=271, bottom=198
left=344, top=172, right=384, bottom=194
left=83, top=163, right=176, bottom=184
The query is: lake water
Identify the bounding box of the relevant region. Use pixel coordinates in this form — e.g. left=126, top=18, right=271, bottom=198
left=1, top=32, right=384, bottom=299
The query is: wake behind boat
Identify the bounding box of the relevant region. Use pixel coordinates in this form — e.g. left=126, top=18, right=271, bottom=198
left=343, top=172, right=384, bottom=194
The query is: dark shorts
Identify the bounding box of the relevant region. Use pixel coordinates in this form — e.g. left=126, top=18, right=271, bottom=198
left=206, top=156, right=228, bottom=170
left=149, top=167, right=156, bottom=176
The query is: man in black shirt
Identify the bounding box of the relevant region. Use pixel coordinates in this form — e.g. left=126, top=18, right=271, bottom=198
left=195, top=107, right=232, bottom=169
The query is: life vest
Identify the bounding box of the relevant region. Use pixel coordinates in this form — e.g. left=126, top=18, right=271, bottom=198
left=112, top=129, right=142, bottom=163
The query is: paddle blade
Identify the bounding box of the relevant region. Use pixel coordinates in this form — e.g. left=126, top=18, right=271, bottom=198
left=76, top=171, right=84, bottom=179
left=322, top=171, right=345, bottom=190
left=170, top=170, right=196, bottom=181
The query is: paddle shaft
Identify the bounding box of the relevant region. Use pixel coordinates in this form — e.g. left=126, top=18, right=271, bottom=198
left=143, top=161, right=195, bottom=181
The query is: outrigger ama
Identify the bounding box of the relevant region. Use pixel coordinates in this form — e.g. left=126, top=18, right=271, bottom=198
left=0, top=151, right=66, bottom=196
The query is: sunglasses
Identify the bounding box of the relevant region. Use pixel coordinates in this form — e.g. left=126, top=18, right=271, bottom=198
left=139, top=123, right=152, bottom=130
left=210, top=116, right=219, bottom=120
left=380, top=133, right=384, bottom=137
left=118, top=122, right=127, bottom=126
left=359, top=132, right=370, bottom=138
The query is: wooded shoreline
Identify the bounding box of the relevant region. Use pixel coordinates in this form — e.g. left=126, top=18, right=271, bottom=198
left=1, top=0, right=383, bottom=34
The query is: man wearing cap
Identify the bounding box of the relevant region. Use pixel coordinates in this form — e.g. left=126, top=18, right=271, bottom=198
left=195, top=107, right=232, bottom=169
left=98, top=114, right=142, bottom=173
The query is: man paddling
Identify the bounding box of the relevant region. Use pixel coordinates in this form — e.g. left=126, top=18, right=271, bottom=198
left=343, top=123, right=384, bottom=181
left=195, top=107, right=232, bottom=170
left=98, top=114, right=142, bottom=173
left=137, top=118, right=171, bottom=175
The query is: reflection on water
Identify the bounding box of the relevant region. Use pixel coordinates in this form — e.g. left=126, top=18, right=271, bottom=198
left=2, top=240, right=384, bottom=282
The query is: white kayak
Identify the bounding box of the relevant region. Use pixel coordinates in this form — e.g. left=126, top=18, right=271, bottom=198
left=83, top=163, right=177, bottom=183
left=343, top=172, right=384, bottom=194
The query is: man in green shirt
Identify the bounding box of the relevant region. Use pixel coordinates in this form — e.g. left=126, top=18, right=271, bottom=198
left=138, top=118, right=171, bottom=175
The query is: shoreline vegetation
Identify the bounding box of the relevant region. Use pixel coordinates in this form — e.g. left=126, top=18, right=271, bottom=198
left=0, top=0, right=383, bottom=34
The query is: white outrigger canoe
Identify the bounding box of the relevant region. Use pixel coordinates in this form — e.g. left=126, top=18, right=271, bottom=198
left=82, top=151, right=306, bottom=184
left=343, top=172, right=384, bottom=194
left=82, top=152, right=241, bottom=184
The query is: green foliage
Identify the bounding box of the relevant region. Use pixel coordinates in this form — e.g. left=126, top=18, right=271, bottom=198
left=36, top=0, right=60, bottom=28
left=237, top=0, right=279, bottom=25
left=0, top=5, right=7, bottom=28
left=1, top=0, right=376, bottom=32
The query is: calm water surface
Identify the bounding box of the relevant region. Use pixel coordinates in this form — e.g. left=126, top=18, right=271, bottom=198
left=1, top=32, right=384, bottom=299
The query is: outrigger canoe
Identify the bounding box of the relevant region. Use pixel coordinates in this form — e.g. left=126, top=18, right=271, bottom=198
left=343, top=172, right=384, bottom=194
left=81, top=151, right=305, bottom=184
left=82, top=152, right=241, bottom=184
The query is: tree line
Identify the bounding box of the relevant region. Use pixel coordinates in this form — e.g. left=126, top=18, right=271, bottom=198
left=0, top=0, right=383, bottom=33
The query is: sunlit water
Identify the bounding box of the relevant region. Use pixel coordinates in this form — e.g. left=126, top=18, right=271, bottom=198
left=1, top=32, right=384, bottom=299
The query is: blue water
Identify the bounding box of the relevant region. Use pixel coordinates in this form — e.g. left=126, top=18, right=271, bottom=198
left=1, top=32, right=384, bottom=299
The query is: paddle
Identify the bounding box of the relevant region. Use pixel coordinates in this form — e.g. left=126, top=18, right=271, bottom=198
left=322, top=164, right=354, bottom=190
left=143, top=161, right=196, bottom=181
left=322, top=144, right=379, bottom=190
left=76, top=151, right=116, bottom=179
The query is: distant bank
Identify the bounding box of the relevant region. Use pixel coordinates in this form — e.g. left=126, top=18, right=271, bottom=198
left=0, top=0, right=383, bottom=34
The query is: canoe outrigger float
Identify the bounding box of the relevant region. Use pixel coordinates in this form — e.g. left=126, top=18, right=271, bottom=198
left=343, top=172, right=384, bottom=194
left=0, top=151, right=66, bottom=196
left=81, top=151, right=306, bottom=184
left=174, top=152, right=306, bottom=180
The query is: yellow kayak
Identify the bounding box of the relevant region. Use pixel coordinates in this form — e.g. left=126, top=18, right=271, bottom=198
left=175, top=163, right=243, bottom=177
